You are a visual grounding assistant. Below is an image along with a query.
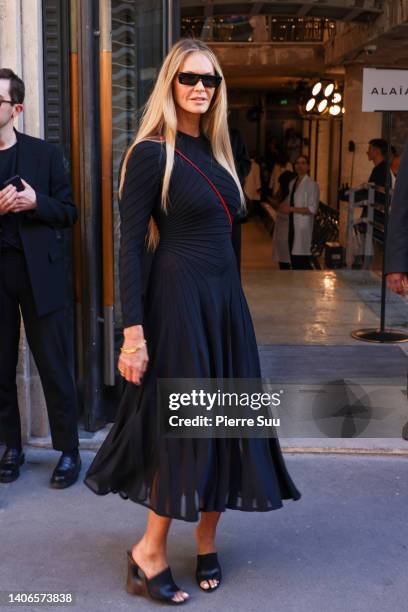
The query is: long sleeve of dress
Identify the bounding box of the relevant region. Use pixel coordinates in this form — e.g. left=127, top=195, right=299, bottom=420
left=119, top=140, right=164, bottom=328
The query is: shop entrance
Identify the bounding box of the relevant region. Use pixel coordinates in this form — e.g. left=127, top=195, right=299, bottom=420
left=54, top=0, right=408, bottom=433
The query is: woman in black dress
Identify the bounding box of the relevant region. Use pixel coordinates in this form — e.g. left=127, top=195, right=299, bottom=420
left=84, top=38, right=301, bottom=605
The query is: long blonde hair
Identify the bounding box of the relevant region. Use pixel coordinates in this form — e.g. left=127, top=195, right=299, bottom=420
left=119, top=38, right=246, bottom=251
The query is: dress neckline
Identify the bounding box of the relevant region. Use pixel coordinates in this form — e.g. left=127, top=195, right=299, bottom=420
left=0, top=141, right=17, bottom=153
left=176, top=130, right=203, bottom=140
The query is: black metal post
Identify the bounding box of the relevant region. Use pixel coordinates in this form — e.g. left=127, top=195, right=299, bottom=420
left=379, top=111, right=392, bottom=332
left=78, top=0, right=105, bottom=428
left=351, top=110, right=408, bottom=343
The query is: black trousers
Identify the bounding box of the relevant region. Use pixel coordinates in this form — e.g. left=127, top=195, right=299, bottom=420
left=279, top=262, right=291, bottom=270
left=290, top=255, right=313, bottom=269
left=0, top=248, right=79, bottom=451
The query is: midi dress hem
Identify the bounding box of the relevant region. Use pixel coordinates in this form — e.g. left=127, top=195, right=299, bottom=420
left=84, top=476, right=301, bottom=523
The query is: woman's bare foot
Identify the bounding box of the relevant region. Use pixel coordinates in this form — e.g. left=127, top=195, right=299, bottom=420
left=131, top=537, right=189, bottom=603
left=194, top=525, right=219, bottom=590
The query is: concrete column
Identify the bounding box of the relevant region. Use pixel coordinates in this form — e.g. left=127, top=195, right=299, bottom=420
left=0, top=0, right=46, bottom=443
left=259, top=93, right=266, bottom=156
left=341, top=64, right=383, bottom=187
left=328, top=119, right=342, bottom=209
left=21, top=0, right=44, bottom=139
left=0, top=0, right=23, bottom=132
left=249, top=15, right=268, bottom=43
left=390, top=112, right=408, bottom=155
left=309, top=118, right=318, bottom=180
left=302, top=119, right=311, bottom=157
left=316, top=119, right=330, bottom=205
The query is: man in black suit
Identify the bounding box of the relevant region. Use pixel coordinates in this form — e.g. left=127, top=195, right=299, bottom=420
left=367, top=138, right=390, bottom=191
left=386, top=141, right=408, bottom=441
left=0, top=68, right=81, bottom=487
left=385, top=141, right=408, bottom=296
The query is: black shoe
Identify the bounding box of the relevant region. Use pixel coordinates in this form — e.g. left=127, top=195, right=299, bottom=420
left=196, top=552, right=222, bottom=592
left=126, top=550, right=189, bottom=605
left=50, top=451, right=81, bottom=489
left=0, top=447, right=25, bottom=483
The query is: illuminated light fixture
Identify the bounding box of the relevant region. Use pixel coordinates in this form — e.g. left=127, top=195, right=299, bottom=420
left=305, top=80, right=344, bottom=117
left=342, top=107, right=346, bottom=114
left=306, top=98, right=316, bottom=111
left=329, top=105, right=341, bottom=116
left=312, top=82, right=322, bottom=96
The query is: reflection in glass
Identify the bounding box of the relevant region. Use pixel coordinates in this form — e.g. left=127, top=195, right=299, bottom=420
left=111, top=0, right=163, bottom=325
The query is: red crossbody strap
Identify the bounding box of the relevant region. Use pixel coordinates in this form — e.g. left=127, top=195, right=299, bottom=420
left=174, top=147, right=233, bottom=228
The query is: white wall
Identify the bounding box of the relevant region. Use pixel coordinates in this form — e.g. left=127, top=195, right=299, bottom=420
left=0, top=0, right=44, bottom=137
left=341, top=64, right=383, bottom=188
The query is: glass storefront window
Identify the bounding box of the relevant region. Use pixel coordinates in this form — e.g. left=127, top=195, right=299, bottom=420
left=111, top=0, right=164, bottom=325
left=180, top=15, right=335, bottom=43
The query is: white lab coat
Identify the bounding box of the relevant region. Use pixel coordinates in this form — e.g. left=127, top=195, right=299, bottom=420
left=272, top=175, right=320, bottom=260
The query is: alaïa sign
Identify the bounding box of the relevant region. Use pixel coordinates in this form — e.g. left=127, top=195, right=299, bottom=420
left=362, top=68, right=408, bottom=112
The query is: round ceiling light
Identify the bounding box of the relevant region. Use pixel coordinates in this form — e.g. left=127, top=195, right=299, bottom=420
left=306, top=98, right=316, bottom=111
left=318, top=99, right=328, bottom=113
left=329, top=105, right=341, bottom=116
left=312, top=82, right=322, bottom=96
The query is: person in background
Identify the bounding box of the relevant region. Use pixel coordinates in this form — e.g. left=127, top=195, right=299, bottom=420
left=354, top=138, right=393, bottom=267
left=284, top=128, right=302, bottom=165
left=271, top=169, right=296, bottom=269
left=229, top=126, right=251, bottom=185
left=259, top=156, right=272, bottom=202
left=268, top=151, right=293, bottom=199
left=278, top=155, right=320, bottom=269
left=244, top=151, right=262, bottom=218
left=366, top=138, right=394, bottom=192
left=0, top=68, right=80, bottom=487
left=265, top=136, right=280, bottom=175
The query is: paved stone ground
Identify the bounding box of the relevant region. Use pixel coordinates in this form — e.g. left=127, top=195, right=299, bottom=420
left=0, top=447, right=407, bottom=612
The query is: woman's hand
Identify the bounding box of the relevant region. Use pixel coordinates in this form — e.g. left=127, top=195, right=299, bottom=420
left=278, top=203, right=292, bottom=214
left=118, top=325, right=149, bottom=385
left=386, top=273, right=408, bottom=296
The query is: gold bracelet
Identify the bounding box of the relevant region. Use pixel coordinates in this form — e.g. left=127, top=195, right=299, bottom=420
left=120, top=340, right=146, bottom=354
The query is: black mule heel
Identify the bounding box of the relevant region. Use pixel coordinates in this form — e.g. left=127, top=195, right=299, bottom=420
left=196, top=552, right=222, bottom=592
left=126, top=550, right=189, bottom=605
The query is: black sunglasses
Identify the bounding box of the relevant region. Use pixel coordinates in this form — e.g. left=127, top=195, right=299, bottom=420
left=0, top=99, right=15, bottom=107
left=178, top=72, right=222, bottom=89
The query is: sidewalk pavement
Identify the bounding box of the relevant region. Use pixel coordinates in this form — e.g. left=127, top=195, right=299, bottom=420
left=0, top=447, right=407, bottom=612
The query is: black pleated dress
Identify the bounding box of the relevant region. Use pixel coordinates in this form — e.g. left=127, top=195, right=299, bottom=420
left=84, top=131, right=301, bottom=522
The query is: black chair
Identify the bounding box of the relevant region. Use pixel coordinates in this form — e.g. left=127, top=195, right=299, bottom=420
left=311, top=203, right=340, bottom=268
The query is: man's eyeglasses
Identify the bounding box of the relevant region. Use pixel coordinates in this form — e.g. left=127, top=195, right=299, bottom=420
left=177, top=72, right=222, bottom=89
left=0, top=99, right=15, bottom=108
